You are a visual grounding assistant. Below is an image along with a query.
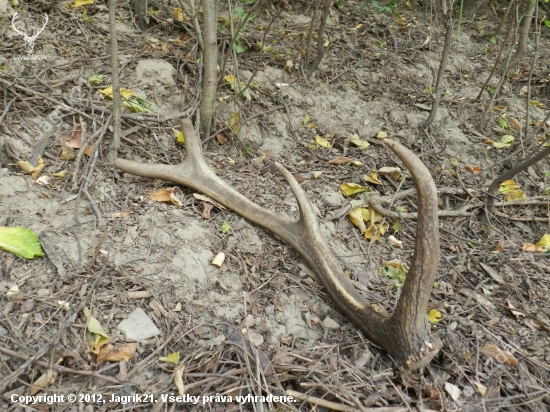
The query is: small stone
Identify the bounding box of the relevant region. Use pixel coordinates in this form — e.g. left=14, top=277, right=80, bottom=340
left=322, top=316, right=340, bottom=330
left=117, top=308, right=160, bottom=341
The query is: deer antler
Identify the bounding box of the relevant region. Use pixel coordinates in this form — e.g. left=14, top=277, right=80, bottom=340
left=115, top=119, right=441, bottom=369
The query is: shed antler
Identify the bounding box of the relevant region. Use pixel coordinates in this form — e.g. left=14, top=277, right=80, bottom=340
left=115, top=119, right=442, bottom=369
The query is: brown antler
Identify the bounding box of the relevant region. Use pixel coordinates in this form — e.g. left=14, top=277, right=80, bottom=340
left=115, top=119, right=441, bottom=369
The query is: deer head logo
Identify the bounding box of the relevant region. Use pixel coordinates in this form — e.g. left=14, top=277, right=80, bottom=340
left=11, top=12, right=49, bottom=55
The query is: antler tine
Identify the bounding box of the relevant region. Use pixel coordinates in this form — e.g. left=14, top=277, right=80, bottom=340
left=115, top=119, right=442, bottom=369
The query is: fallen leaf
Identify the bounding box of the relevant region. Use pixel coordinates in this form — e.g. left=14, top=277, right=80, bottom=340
left=0, top=226, right=44, bottom=259
left=147, top=187, right=184, bottom=206
left=376, top=131, right=388, bottom=139
left=348, top=207, right=367, bottom=233
left=216, top=133, right=227, bottom=144
left=493, top=135, right=514, bottom=149
left=173, top=8, right=184, bottom=21
left=363, top=171, right=382, bottom=185
left=29, top=369, right=58, bottom=396
left=159, top=351, right=180, bottom=365
left=221, top=219, right=231, bottom=234
left=445, top=382, right=461, bottom=401
left=97, top=343, right=136, bottom=362
left=174, top=363, right=185, bottom=396
left=473, top=382, right=487, bottom=396
left=427, top=309, right=442, bottom=323
left=99, top=86, right=133, bottom=100
left=349, top=134, right=370, bottom=149
left=498, top=180, right=520, bottom=194
left=387, top=235, right=403, bottom=249
left=465, top=164, right=483, bottom=174
left=480, top=344, right=518, bottom=366
left=340, top=182, right=370, bottom=196
left=315, top=135, right=331, bottom=148
left=17, top=157, right=46, bottom=180
left=328, top=156, right=353, bottom=165
left=60, top=147, right=76, bottom=160
left=64, top=123, right=83, bottom=148
left=202, top=202, right=213, bottom=219
left=172, top=128, right=185, bottom=144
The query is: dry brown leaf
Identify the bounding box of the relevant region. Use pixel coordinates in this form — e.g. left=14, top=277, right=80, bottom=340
left=97, top=343, right=136, bottom=362
left=465, top=164, right=483, bottom=174
left=193, top=193, right=227, bottom=210
left=202, top=202, right=214, bottom=219
left=127, top=290, right=153, bottom=299
left=480, top=344, right=518, bottom=366
left=328, top=156, right=353, bottom=165
left=174, top=363, right=185, bottom=396
left=65, top=123, right=83, bottom=148
left=147, top=187, right=184, bottom=206
left=216, top=133, right=228, bottom=144
left=83, top=144, right=96, bottom=157
left=293, top=173, right=305, bottom=183
left=525, top=318, right=550, bottom=332
left=29, top=369, right=58, bottom=395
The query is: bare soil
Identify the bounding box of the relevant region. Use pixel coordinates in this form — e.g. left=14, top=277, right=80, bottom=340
left=1, top=1, right=550, bottom=411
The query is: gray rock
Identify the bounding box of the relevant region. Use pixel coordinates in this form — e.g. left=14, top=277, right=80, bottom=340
left=117, top=308, right=160, bottom=341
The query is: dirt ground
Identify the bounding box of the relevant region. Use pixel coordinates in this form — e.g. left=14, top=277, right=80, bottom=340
left=1, top=0, right=550, bottom=411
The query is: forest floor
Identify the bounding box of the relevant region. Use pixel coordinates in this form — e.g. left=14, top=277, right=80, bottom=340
left=1, top=0, right=550, bottom=411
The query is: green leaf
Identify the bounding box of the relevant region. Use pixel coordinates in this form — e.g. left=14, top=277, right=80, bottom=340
left=0, top=226, right=43, bottom=259
left=234, top=43, right=247, bottom=53
left=490, top=36, right=496, bottom=44
left=221, top=219, right=231, bottom=233
left=87, top=74, right=106, bottom=87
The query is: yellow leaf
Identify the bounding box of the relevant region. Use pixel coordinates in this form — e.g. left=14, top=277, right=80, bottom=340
left=159, top=351, right=181, bottom=365
left=349, top=134, right=370, bottom=149
left=363, top=171, right=382, bottom=185
left=99, top=86, right=133, bottom=100
left=224, top=75, right=236, bottom=85
left=52, top=170, right=67, bottom=178
left=504, top=190, right=526, bottom=202
left=71, top=0, right=94, bottom=7
left=364, top=225, right=381, bottom=241
left=376, top=131, right=387, bottom=139
left=230, top=111, right=240, bottom=132
left=173, top=8, right=184, bottom=21
left=348, top=207, right=367, bottom=233
left=427, top=309, right=442, bottom=323
left=302, top=114, right=310, bottom=124
left=315, top=135, right=331, bottom=148
left=498, top=180, right=520, bottom=194
left=173, top=129, right=185, bottom=143
left=535, top=234, right=550, bottom=249
left=339, top=182, right=370, bottom=196
left=17, top=157, right=45, bottom=180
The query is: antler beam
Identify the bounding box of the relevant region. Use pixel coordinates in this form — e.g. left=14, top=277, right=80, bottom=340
left=115, top=119, right=441, bottom=369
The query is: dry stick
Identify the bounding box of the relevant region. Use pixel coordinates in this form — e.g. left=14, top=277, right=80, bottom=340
left=73, top=114, right=112, bottom=228
left=0, top=346, right=121, bottom=385
left=216, top=0, right=267, bottom=86
left=307, top=0, right=332, bottom=75
left=178, top=0, right=203, bottom=50
left=501, top=0, right=536, bottom=73
left=199, top=0, right=218, bottom=140
left=0, top=78, right=91, bottom=119
left=475, top=0, right=516, bottom=103
left=523, top=3, right=540, bottom=152
left=423, top=0, right=453, bottom=128
left=0, top=263, right=108, bottom=391
left=107, top=0, right=122, bottom=162
left=304, top=0, right=320, bottom=77
left=486, top=144, right=550, bottom=213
